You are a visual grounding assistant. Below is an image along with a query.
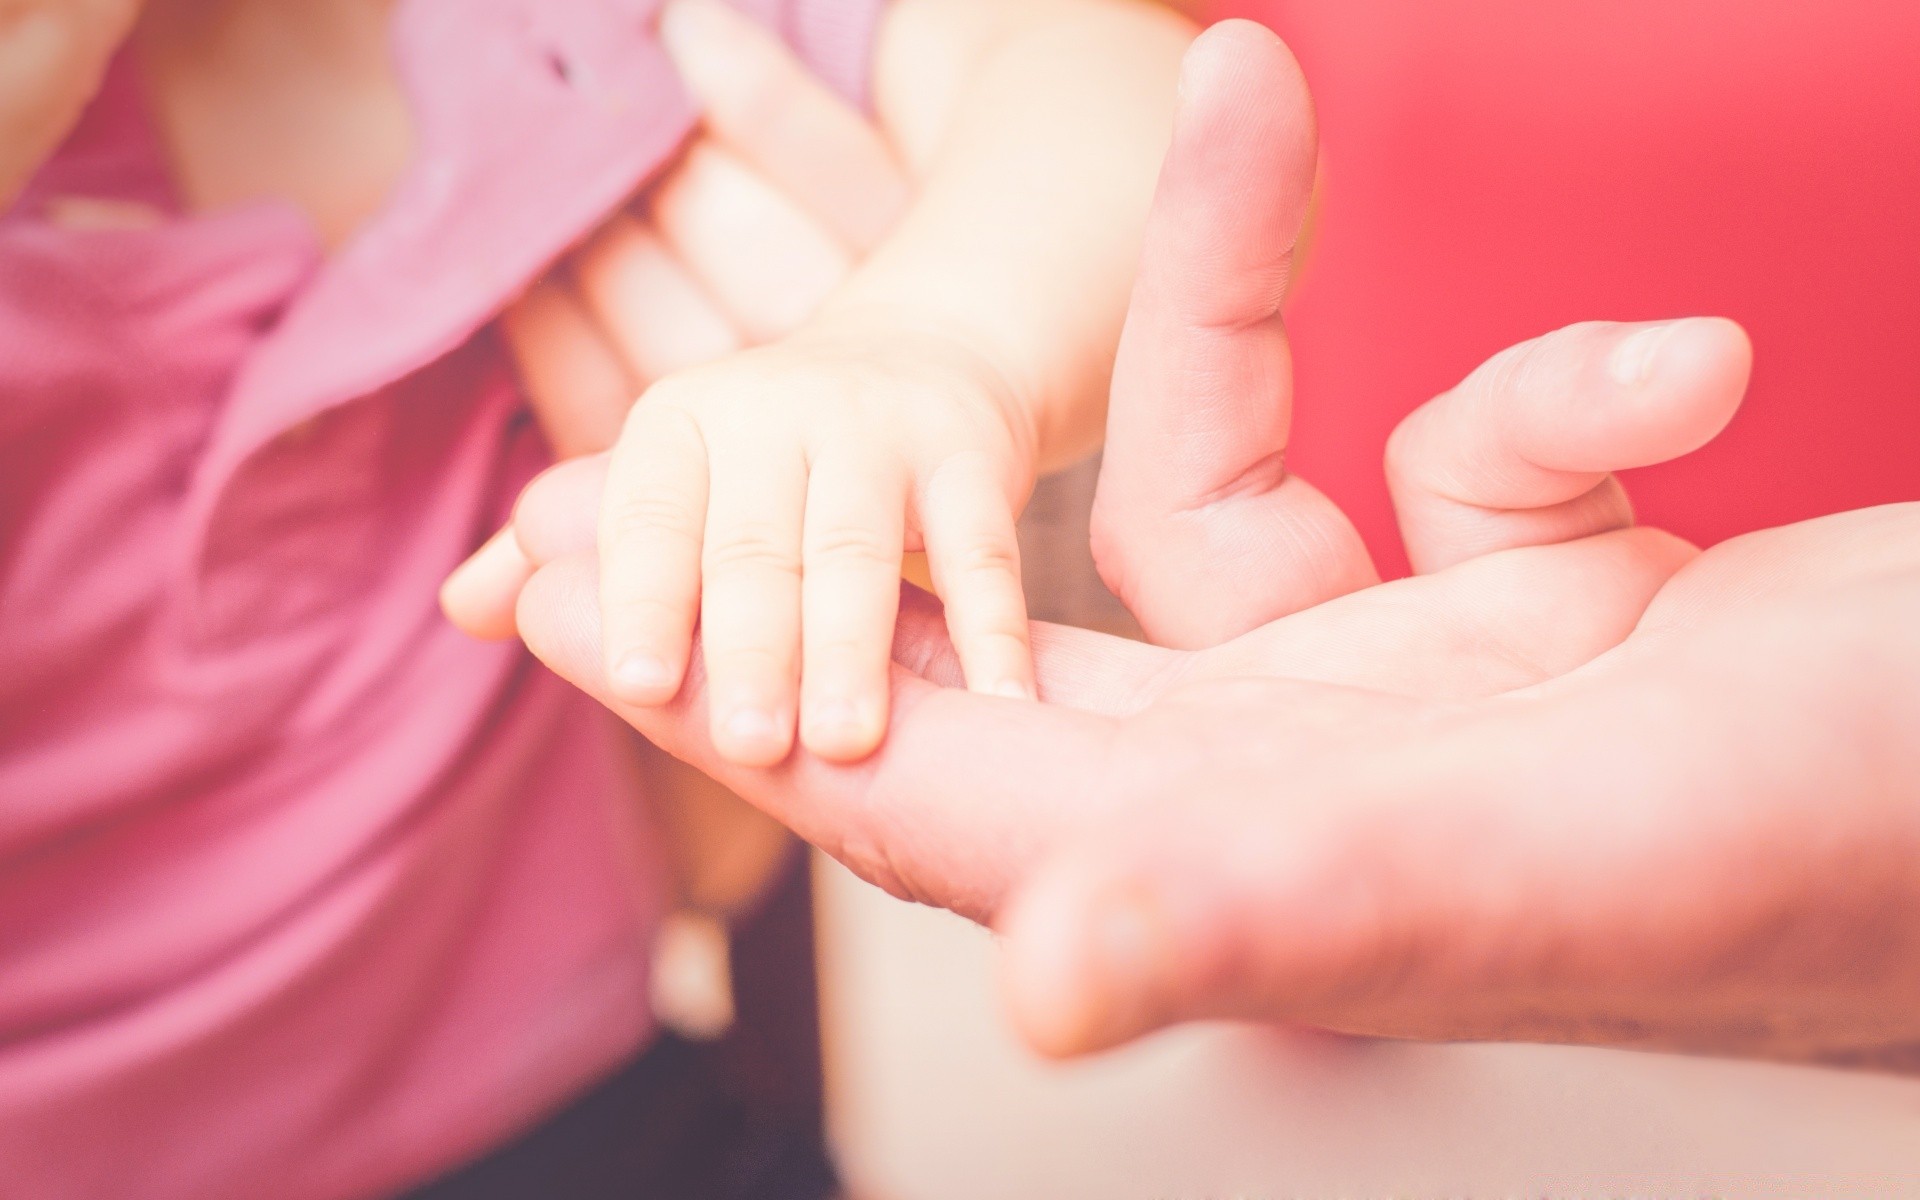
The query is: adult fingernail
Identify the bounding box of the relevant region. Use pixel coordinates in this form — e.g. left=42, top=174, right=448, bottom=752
left=1608, top=321, right=1676, bottom=387
left=612, top=651, right=679, bottom=701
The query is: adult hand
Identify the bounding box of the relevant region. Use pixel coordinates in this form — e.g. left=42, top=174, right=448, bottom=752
left=998, top=501, right=1920, bottom=1065
left=502, top=22, right=1920, bottom=1079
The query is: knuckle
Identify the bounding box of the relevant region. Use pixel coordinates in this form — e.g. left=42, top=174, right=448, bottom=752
left=704, top=527, right=801, bottom=577
left=631, top=376, right=701, bottom=418
left=706, top=642, right=793, bottom=679
left=946, top=534, right=1021, bottom=580
left=805, top=632, right=882, bottom=664
left=1382, top=412, right=1429, bottom=481
left=612, top=591, right=694, bottom=630
left=807, top=523, right=898, bottom=568
left=963, top=625, right=1032, bottom=663
left=608, top=492, right=702, bottom=539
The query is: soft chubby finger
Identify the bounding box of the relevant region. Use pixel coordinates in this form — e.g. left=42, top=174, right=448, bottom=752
left=440, top=526, right=535, bottom=640
left=511, top=453, right=610, bottom=566
left=921, top=456, right=1035, bottom=700
left=700, top=432, right=809, bottom=767
left=600, top=400, right=710, bottom=705
left=799, top=450, right=908, bottom=761
left=571, top=210, right=742, bottom=382
left=1390, top=318, right=1751, bottom=573
left=520, top=554, right=1128, bottom=923
left=441, top=455, right=613, bottom=640
left=658, top=0, right=909, bottom=252
left=647, top=140, right=853, bottom=343
left=501, top=275, right=639, bottom=458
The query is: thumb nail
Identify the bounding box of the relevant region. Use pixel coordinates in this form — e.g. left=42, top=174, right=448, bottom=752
left=1608, top=320, right=1678, bottom=387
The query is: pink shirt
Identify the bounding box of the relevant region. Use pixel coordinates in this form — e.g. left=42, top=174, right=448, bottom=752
left=0, top=2, right=879, bottom=1197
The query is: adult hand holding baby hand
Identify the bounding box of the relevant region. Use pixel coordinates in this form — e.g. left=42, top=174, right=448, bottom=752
left=459, top=0, right=1199, bottom=767
left=504, top=17, right=1745, bottom=916
left=504, top=20, right=1920, bottom=1071
left=459, top=0, right=1045, bottom=768
left=444, top=0, right=911, bottom=652
left=595, top=321, right=1039, bottom=768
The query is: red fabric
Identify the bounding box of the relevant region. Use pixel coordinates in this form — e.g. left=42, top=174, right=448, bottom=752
left=1213, top=0, right=1920, bottom=573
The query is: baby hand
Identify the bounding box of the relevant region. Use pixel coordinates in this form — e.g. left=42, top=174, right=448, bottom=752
left=600, top=326, right=1039, bottom=766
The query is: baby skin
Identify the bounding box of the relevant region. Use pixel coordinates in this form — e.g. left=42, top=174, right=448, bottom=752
left=2, top=0, right=1193, bottom=769
left=460, top=0, right=1197, bottom=767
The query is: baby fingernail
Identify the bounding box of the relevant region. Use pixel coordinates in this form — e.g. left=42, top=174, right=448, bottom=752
left=811, top=698, right=863, bottom=732
left=613, top=652, right=678, bottom=699
left=1608, top=321, right=1676, bottom=387
left=987, top=679, right=1037, bottom=702
left=807, top=698, right=881, bottom=752
left=721, top=706, right=786, bottom=758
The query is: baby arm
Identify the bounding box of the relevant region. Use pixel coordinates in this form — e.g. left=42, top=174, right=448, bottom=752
left=1, top=0, right=143, bottom=207
left=599, top=0, right=1193, bottom=766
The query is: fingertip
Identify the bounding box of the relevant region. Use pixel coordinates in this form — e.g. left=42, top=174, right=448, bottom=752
left=609, top=649, right=685, bottom=705
left=440, top=528, right=533, bottom=641
left=800, top=694, right=887, bottom=763
left=979, top=677, right=1038, bottom=703
left=999, top=863, right=1177, bottom=1059
left=1174, top=19, right=1314, bottom=170
left=514, top=453, right=612, bottom=562
left=1609, top=316, right=1751, bottom=461
left=710, top=702, right=795, bottom=768
left=1181, top=18, right=1299, bottom=97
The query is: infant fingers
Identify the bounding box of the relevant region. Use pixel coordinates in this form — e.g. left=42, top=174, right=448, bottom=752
left=600, top=402, right=709, bottom=705
left=799, top=451, right=908, bottom=761
left=442, top=455, right=610, bottom=641
left=698, top=436, right=808, bottom=766
left=922, top=456, right=1035, bottom=701
left=440, top=526, right=534, bottom=640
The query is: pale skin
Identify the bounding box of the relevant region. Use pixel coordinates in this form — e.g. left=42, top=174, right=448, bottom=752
left=577, top=0, right=1193, bottom=769
left=14, top=0, right=1194, bottom=776
left=8, top=0, right=1190, bottom=907
left=445, top=0, right=1201, bottom=770
left=489, top=22, right=1920, bottom=1071
left=5, top=0, right=844, bottom=918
